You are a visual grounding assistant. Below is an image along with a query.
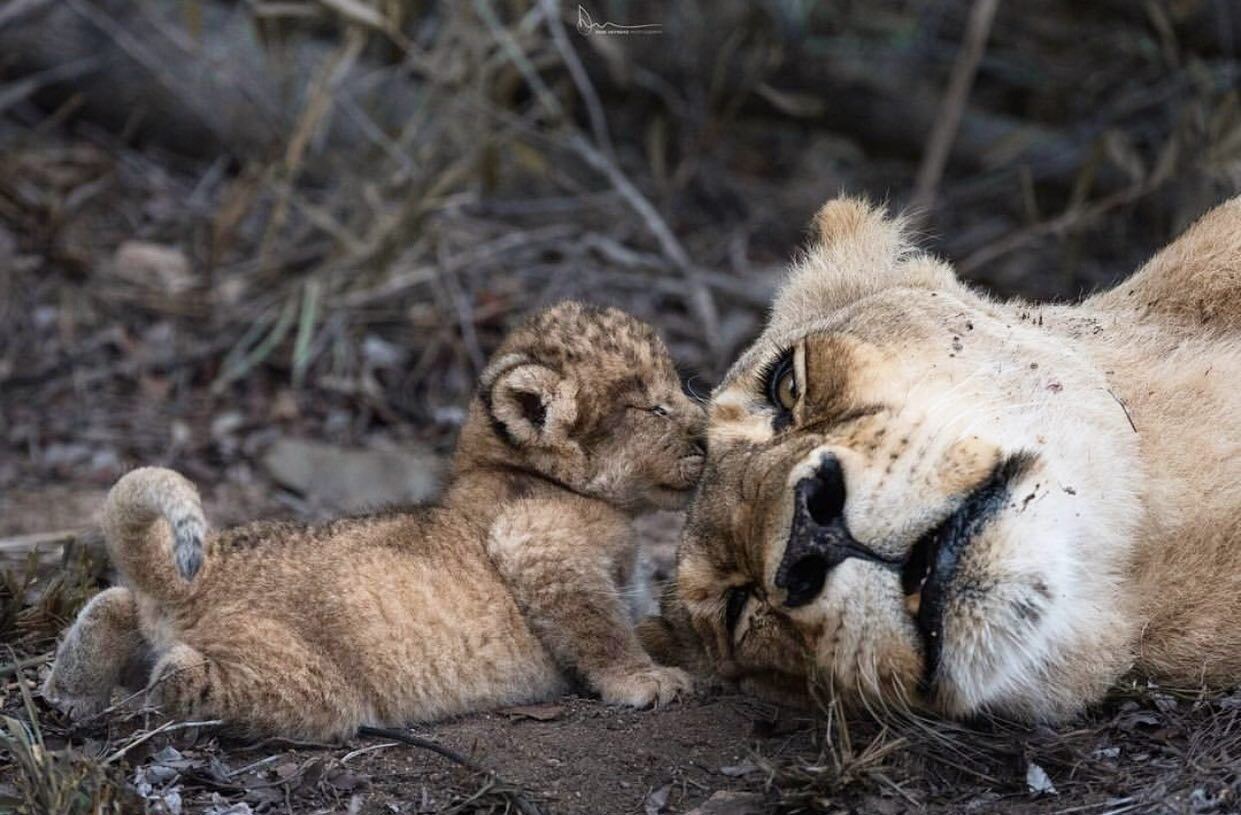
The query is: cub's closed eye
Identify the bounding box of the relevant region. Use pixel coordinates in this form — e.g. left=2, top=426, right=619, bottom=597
left=650, top=405, right=669, bottom=417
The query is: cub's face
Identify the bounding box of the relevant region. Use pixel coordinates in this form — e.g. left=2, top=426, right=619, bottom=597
left=482, top=302, right=706, bottom=512
left=668, top=199, right=1142, bottom=720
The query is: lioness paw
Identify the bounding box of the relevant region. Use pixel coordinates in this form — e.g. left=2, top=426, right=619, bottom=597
left=597, top=664, right=692, bottom=708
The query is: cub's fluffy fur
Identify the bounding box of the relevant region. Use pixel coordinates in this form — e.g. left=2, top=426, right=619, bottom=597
left=642, top=196, right=1241, bottom=721
left=44, top=302, right=705, bottom=739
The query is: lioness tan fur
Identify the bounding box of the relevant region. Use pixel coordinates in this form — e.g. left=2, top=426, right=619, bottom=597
left=641, top=196, right=1241, bottom=721
left=44, top=302, right=704, bottom=739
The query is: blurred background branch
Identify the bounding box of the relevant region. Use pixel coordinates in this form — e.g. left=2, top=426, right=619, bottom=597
left=0, top=0, right=1238, bottom=511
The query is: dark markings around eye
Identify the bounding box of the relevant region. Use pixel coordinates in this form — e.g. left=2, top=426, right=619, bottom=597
left=725, top=584, right=752, bottom=634
left=797, top=403, right=887, bottom=436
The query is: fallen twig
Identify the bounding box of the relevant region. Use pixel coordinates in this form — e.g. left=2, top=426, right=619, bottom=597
left=357, top=725, right=544, bottom=815
left=104, top=719, right=225, bottom=765
left=540, top=0, right=615, bottom=160
left=959, top=179, right=1159, bottom=274
left=0, top=652, right=53, bottom=679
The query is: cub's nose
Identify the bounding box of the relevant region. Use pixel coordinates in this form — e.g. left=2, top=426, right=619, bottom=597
left=775, top=454, right=891, bottom=608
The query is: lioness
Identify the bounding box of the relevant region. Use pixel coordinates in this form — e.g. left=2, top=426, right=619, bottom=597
left=44, top=302, right=704, bottom=738
left=642, top=196, right=1241, bottom=721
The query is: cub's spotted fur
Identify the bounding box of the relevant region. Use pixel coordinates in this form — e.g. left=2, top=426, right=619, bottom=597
left=44, top=302, right=705, bottom=738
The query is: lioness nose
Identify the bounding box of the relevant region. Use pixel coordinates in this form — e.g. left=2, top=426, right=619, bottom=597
left=776, top=454, right=893, bottom=608
left=800, top=455, right=846, bottom=526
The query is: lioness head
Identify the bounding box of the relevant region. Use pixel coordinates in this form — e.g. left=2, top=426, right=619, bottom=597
left=475, top=301, right=706, bottom=512
left=658, top=199, right=1143, bottom=720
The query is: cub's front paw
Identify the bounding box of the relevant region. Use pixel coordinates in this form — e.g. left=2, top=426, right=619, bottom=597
left=596, top=663, right=692, bottom=708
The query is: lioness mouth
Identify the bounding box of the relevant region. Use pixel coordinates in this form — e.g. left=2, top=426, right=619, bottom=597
left=900, top=453, right=1035, bottom=685
left=775, top=451, right=1034, bottom=685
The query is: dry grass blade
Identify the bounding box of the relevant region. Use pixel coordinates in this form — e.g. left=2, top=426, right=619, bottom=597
left=0, top=551, right=97, bottom=651
left=752, top=690, right=912, bottom=812
left=0, top=667, right=135, bottom=814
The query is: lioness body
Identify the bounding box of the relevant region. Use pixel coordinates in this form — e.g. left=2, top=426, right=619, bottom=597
left=46, top=303, right=705, bottom=738
left=647, top=197, right=1241, bottom=720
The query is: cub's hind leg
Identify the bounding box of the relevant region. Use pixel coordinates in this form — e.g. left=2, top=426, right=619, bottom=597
left=146, top=624, right=363, bottom=740
left=147, top=642, right=215, bottom=720
left=43, top=587, right=147, bottom=720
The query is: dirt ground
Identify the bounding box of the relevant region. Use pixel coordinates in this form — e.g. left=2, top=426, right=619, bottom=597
left=3, top=487, right=1240, bottom=814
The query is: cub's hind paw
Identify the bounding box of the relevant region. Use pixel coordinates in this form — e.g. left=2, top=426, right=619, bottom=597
left=41, top=673, right=111, bottom=721
left=597, top=664, right=692, bottom=708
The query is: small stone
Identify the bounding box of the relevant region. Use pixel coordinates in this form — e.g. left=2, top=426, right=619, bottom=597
left=1026, top=761, right=1057, bottom=796
left=113, top=241, right=196, bottom=295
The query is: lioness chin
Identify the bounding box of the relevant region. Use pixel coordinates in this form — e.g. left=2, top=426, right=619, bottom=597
left=641, top=196, right=1241, bottom=721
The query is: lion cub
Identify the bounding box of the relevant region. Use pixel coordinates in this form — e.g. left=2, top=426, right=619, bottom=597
left=43, top=302, right=705, bottom=739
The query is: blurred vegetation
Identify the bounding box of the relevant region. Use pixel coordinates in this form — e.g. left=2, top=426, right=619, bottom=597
left=1, top=1, right=1238, bottom=495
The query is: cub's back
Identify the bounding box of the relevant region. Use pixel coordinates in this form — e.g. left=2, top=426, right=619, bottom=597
left=146, top=509, right=565, bottom=723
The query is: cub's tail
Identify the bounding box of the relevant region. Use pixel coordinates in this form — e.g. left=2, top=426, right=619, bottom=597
left=103, top=467, right=207, bottom=603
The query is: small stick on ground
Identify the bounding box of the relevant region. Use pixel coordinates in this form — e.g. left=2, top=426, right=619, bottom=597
left=358, top=725, right=545, bottom=815
left=0, top=653, right=52, bottom=679
left=104, top=719, right=225, bottom=765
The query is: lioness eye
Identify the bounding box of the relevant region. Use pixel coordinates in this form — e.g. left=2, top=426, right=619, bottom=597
left=775, top=369, right=798, bottom=411
left=762, top=351, right=798, bottom=413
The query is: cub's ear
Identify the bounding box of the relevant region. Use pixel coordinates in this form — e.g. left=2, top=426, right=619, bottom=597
left=481, top=354, right=578, bottom=448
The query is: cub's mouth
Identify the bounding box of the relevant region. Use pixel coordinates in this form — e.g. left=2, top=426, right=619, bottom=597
left=775, top=452, right=1035, bottom=687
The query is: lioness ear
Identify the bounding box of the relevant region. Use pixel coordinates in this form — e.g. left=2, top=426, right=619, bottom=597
left=482, top=354, right=578, bottom=448
left=766, top=195, right=960, bottom=335
left=813, top=196, right=902, bottom=250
